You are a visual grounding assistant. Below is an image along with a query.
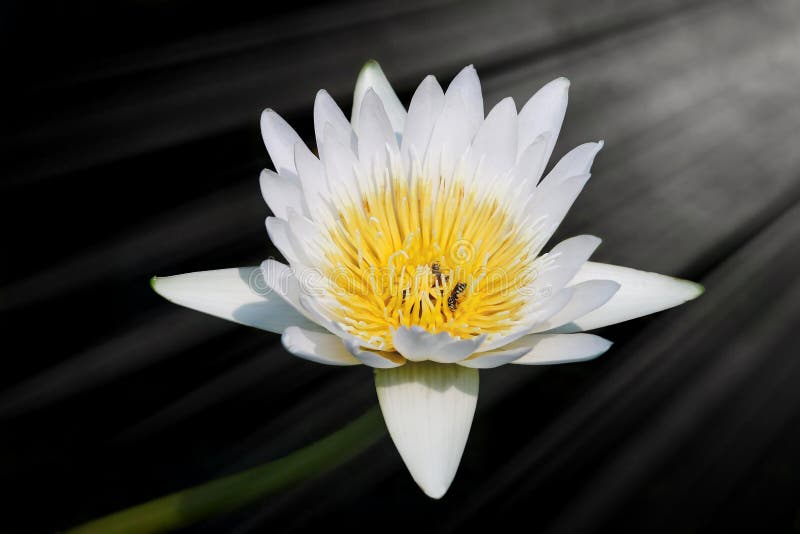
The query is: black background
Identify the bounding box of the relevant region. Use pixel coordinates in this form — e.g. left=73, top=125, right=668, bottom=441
left=3, top=0, right=800, bottom=532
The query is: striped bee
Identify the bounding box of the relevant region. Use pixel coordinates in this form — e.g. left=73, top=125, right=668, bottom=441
left=448, top=282, right=467, bottom=312
left=431, top=262, right=449, bottom=287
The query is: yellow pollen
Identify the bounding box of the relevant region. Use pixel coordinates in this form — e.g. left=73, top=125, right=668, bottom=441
left=322, top=173, right=535, bottom=351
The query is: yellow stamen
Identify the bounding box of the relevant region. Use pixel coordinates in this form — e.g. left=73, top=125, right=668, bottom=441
left=322, top=168, right=536, bottom=350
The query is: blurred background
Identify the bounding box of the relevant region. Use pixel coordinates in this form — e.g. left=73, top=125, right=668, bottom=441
left=2, top=0, right=800, bottom=532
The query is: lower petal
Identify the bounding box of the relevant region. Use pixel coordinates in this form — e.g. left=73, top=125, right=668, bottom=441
left=281, top=327, right=361, bottom=366
left=459, top=346, right=531, bottom=368
left=511, top=333, right=613, bottom=365
left=344, top=339, right=406, bottom=368
left=391, top=326, right=485, bottom=363
left=375, top=361, right=478, bottom=499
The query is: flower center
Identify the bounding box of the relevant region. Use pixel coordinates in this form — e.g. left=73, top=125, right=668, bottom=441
left=320, top=169, right=538, bottom=351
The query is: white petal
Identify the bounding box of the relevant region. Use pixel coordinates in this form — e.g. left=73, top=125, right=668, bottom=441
left=458, top=346, right=531, bottom=368
left=282, top=327, right=361, bottom=366
left=468, top=96, right=517, bottom=180
left=294, top=141, right=326, bottom=189
left=259, top=169, right=306, bottom=219
left=477, top=286, right=573, bottom=352
left=513, top=134, right=549, bottom=194
left=527, top=286, right=575, bottom=326
left=528, top=173, right=591, bottom=245
left=426, top=66, right=483, bottom=177
left=314, top=90, right=357, bottom=159
left=401, top=75, right=445, bottom=168
left=287, top=209, right=325, bottom=262
left=539, top=141, right=603, bottom=188
left=528, top=143, right=601, bottom=241
left=357, top=88, right=399, bottom=169
left=375, top=361, right=478, bottom=498
left=151, top=267, right=320, bottom=334
left=530, top=235, right=602, bottom=298
left=265, top=216, right=314, bottom=268
left=321, top=125, right=361, bottom=204
left=260, top=259, right=329, bottom=319
left=298, top=294, right=353, bottom=339
left=530, top=279, right=620, bottom=333
left=352, top=60, right=406, bottom=137
left=517, top=77, right=569, bottom=166
left=424, top=92, right=470, bottom=178
left=392, top=326, right=485, bottom=363
left=447, top=65, right=483, bottom=129
left=343, top=339, right=406, bottom=368
left=511, top=333, right=613, bottom=364
left=260, top=109, right=304, bottom=179
left=294, top=141, right=332, bottom=220
left=259, top=259, right=307, bottom=312
left=554, top=262, right=705, bottom=332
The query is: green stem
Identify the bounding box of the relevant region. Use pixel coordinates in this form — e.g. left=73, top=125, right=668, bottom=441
left=67, top=407, right=384, bottom=534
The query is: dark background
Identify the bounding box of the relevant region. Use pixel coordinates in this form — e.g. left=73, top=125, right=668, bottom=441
left=3, top=0, right=800, bottom=532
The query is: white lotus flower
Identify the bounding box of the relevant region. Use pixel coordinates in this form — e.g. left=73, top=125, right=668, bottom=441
left=152, top=61, right=703, bottom=499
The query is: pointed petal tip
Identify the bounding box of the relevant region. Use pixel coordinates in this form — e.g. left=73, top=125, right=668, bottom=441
left=450, top=64, right=480, bottom=86
left=694, top=282, right=706, bottom=296
left=588, top=139, right=605, bottom=154
left=361, top=58, right=382, bottom=71
left=280, top=326, right=300, bottom=350
left=539, top=77, right=570, bottom=92
left=658, top=274, right=705, bottom=303
left=580, top=234, right=603, bottom=250
left=361, top=86, right=380, bottom=104
left=353, top=60, right=406, bottom=134
left=581, top=337, right=614, bottom=363
left=150, top=275, right=175, bottom=303
left=496, top=95, right=517, bottom=112
left=259, top=108, right=279, bottom=126
left=680, top=278, right=705, bottom=300
left=376, top=362, right=478, bottom=500
left=591, top=337, right=614, bottom=359
left=422, top=483, right=448, bottom=500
